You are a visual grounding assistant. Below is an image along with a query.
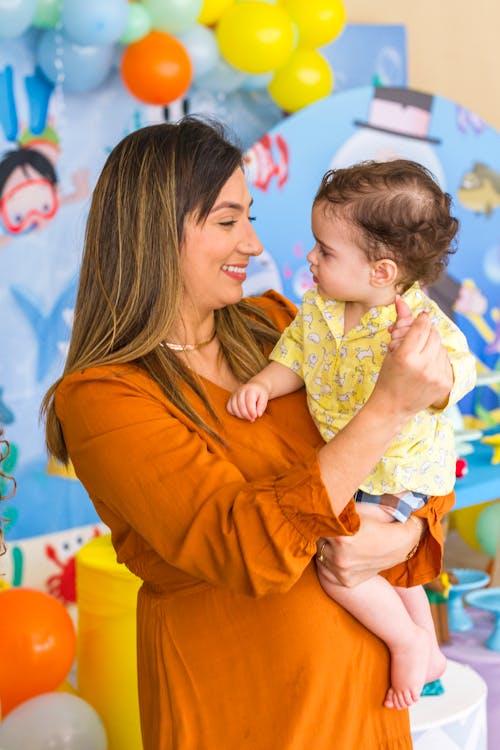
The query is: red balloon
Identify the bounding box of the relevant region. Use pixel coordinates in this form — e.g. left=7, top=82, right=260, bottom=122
left=0, top=588, right=76, bottom=716
left=121, top=31, right=192, bottom=105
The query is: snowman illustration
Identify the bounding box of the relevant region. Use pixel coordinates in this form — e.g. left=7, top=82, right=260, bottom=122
left=327, top=86, right=487, bottom=322
left=329, top=87, right=446, bottom=187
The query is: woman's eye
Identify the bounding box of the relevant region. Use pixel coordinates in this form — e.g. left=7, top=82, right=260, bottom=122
left=219, top=220, right=237, bottom=227
left=249, top=215, right=256, bottom=222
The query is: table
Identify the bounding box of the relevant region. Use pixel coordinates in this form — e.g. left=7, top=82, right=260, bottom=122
left=410, top=659, right=487, bottom=749
left=454, top=442, right=499, bottom=510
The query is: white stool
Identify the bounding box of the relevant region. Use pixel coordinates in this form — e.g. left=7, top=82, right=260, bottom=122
left=410, top=659, right=488, bottom=749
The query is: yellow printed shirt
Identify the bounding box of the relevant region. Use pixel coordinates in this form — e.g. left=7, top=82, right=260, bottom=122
left=270, top=284, right=477, bottom=496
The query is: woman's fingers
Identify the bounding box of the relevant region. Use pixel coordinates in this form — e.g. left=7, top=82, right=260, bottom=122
left=394, top=294, right=413, bottom=322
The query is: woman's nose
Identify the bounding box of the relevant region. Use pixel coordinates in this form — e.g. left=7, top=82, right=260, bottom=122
left=240, top=221, right=263, bottom=256
left=306, top=247, right=316, bottom=263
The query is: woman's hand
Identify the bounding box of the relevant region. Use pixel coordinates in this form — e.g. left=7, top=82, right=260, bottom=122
left=316, top=514, right=425, bottom=588
left=374, top=296, right=454, bottom=419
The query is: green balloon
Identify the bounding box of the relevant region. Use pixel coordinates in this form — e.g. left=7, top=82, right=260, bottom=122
left=476, top=501, right=500, bottom=558
left=33, top=0, right=62, bottom=29
left=120, top=4, right=152, bottom=45
left=142, top=0, right=203, bottom=35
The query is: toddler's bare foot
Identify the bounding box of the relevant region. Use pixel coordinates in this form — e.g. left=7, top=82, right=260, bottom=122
left=426, top=646, right=447, bottom=684
left=383, top=626, right=431, bottom=710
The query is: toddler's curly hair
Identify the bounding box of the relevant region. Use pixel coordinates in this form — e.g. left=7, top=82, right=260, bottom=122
left=314, top=159, right=458, bottom=292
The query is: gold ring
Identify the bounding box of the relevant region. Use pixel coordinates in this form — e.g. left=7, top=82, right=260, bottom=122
left=317, top=541, right=327, bottom=564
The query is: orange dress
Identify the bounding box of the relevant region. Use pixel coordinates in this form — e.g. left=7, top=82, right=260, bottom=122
left=55, top=292, right=453, bottom=750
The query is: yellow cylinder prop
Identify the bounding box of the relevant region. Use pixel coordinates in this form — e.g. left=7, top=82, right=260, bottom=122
left=76, top=535, right=142, bottom=750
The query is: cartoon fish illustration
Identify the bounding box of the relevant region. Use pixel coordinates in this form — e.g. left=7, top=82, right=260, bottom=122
left=457, top=162, right=500, bottom=217
left=243, top=134, right=289, bottom=192
left=10, top=278, right=77, bottom=381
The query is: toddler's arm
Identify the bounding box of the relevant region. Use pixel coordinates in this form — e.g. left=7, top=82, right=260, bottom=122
left=227, top=361, right=303, bottom=421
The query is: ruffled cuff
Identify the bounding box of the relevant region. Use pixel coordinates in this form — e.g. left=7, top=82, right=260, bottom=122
left=274, top=450, right=360, bottom=545
left=382, top=491, right=455, bottom=587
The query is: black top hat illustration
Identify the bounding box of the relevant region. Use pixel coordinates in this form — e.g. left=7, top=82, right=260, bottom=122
left=354, top=87, right=441, bottom=145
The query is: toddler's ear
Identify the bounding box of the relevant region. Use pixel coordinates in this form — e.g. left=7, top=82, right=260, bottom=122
left=370, top=259, right=398, bottom=288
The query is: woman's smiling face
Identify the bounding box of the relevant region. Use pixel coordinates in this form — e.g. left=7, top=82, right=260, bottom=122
left=180, top=167, right=262, bottom=315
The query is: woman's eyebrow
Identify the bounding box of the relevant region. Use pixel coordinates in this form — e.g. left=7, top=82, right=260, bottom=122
left=210, top=198, right=254, bottom=213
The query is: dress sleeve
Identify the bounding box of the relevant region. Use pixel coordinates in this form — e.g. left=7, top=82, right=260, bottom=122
left=56, top=369, right=359, bottom=598
left=380, top=491, right=455, bottom=587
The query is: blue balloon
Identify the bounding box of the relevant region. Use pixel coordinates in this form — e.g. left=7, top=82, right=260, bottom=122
left=195, top=58, right=246, bottom=94
left=177, top=24, right=219, bottom=82
left=36, top=30, right=115, bottom=93
left=0, top=0, right=36, bottom=39
left=240, top=73, right=273, bottom=91
left=62, top=0, right=128, bottom=46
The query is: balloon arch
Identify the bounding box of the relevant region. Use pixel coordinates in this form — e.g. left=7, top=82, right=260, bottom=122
left=1, top=0, right=346, bottom=114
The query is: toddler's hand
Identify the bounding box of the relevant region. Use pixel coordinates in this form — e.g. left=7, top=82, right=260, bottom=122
left=227, top=382, right=269, bottom=422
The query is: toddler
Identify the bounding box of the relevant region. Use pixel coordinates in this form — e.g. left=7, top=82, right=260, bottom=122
left=228, top=159, right=476, bottom=709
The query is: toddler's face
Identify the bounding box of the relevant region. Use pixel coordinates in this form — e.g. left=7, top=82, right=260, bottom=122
left=307, top=204, right=373, bottom=303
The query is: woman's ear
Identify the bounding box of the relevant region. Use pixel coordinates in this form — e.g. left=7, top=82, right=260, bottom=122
left=370, top=258, right=398, bottom=288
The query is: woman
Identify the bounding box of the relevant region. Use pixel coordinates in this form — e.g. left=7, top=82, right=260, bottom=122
left=42, top=118, right=454, bottom=749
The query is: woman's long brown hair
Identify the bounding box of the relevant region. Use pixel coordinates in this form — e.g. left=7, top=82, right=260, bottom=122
left=41, top=117, right=280, bottom=463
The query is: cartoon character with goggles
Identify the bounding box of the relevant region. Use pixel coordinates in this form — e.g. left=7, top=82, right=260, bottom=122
left=0, top=129, right=89, bottom=248
left=0, top=65, right=89, bottom=249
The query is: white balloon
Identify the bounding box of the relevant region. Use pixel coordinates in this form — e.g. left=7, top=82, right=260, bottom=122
left=0, top=692, right=107, bottom=750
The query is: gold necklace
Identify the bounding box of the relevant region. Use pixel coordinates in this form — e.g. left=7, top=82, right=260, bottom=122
left=161, top=329, right=216, bottom=352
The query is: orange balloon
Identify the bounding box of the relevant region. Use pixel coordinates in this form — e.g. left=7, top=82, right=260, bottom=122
left=0, top=588, right=76, bottom=716
left=121, top=31, right=192, bottom=105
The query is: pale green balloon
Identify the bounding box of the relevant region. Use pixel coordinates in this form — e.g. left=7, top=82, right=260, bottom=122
left=476, top=501, right=500, bottom=558
left=143, top=0, right=203, bottom=35
left=119, top=3, right=152, bottom=45
left=33, top=0, right=62, bottom=29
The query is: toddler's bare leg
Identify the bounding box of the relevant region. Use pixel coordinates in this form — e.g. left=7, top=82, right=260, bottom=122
left=317, top=561, right=431, bottom=709
left=395, top=585, right=447, bottom=681
left=318, top=502, right=443, bottom=709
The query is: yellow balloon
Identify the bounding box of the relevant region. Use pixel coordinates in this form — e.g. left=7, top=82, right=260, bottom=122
left=452, top=501, right=492, bottom=552
left=198, top=0, right=233, bottom=26
left=56, top=678, right=78, bottom=695
left=216, top=1, right=295, bottom=74
left=282, top=0, right=346, bottom=48
left=268, top=48, right=333, bottom=113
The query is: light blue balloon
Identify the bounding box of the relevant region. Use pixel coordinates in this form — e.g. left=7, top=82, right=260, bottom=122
left=177, top=24, right=219, bottom=82
left=0, top=0, right=36, bottom=39
left=143, top=0, right=203, bottom=35
left=62, top=0, right=128, bottom=46
left=0, top=692, right=107, bottom=750
left=240, top=73, right=273, bottom=91
left=36, top=29, right=115, bottom=92
left=196, top=58, right=246, bottom=95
